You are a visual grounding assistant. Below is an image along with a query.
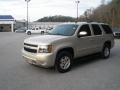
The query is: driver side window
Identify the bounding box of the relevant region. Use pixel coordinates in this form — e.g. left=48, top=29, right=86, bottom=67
left=78, top=24, right=91, bottom=37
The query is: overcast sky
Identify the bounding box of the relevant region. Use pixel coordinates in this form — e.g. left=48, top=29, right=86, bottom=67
left=0, top=0, right=111, bottom=21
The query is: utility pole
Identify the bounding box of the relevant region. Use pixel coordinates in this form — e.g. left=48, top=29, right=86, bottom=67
left=75, top=0, right=80, bottom=22
left=25, top=0, right=31, bottom=30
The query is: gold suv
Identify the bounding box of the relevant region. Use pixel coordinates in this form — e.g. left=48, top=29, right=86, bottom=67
left=22, top=22, right=114, bottom=73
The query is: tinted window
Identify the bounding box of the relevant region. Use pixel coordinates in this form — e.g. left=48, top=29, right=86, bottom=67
left=92, top=24, right=102, bottom=35
left=79, top=24, right=91, bottom=36
left=101, top=25, right=113, bottom=34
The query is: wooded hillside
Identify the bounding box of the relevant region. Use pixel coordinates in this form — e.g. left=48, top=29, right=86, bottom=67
left=37, top=0, right=120, bottom=28
left=80, top=0, right=120, bottom=28
left=37, top=15, right=75, bottom=22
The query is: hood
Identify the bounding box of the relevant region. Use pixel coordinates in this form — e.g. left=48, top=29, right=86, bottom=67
left=24, top=35, right=68, bottom=45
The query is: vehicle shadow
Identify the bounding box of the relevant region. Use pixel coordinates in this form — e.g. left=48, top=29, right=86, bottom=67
left=28, top=53, right=112, bottom=74
left=27, top=63, right=55, bottom=73
left=72, top=53, right=102, bottom=70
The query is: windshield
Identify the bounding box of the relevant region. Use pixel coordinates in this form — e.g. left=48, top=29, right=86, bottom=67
left=48, top=24, right=78, bottom=36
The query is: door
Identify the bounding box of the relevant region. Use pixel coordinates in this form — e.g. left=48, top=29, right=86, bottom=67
left=91, top=24, right=104, bottom=52
left=75, top=24, right=94, bottom=57
left=34, top=28, right=43, bottom=34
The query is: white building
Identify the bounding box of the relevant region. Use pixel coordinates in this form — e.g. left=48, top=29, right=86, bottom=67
left=0, top=15, right=15, bottom=32
left=28, top=22, right=63, bottom=30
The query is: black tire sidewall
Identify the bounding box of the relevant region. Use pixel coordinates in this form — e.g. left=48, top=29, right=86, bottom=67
left=27, top=31, right=31, bottom=35
left=102, top=45, right=110, bottom=59
left=41, top=31, right=44, bottom=34
left=55, top=51, right=72, bottom=73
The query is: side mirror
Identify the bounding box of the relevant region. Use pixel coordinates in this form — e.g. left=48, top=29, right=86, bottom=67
left=78, top=31, right=87, bottom=37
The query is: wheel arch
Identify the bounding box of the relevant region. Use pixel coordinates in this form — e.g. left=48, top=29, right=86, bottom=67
left=104, top=41, right=111, bottom=48
left=56, top=47, right=74, bottom=58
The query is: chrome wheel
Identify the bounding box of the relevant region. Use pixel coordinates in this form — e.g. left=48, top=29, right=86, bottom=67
left=104, top=47, right=110, bottom=57
left=60, top=56, right=71, bottom=70
left=55, top=51, right=72, bottom=73
left=101, top=44, right=110, bottom=59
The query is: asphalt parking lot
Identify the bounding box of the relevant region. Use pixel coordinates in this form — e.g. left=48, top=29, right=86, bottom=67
left=0, top=32, right=120, bottom=90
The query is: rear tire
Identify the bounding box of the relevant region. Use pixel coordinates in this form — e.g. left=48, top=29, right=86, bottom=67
left=101, top=44, right=110, bottom=59
left=27, top=31, right=31, bottom=35
left=55, top=51, right=73, bottom=73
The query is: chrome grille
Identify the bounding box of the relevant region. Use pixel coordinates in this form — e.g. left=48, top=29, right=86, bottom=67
left=24, top=43, right=38, bottom=47
left=115, top=33, right=120, bottom=36
left=24, top=47, right=37, bottom=53
left=24, top=43, right=38, bottom=53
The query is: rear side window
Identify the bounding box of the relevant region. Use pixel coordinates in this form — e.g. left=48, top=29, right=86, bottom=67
left=101, top=25, right=113, bottom=34
left=91, top=24, right=102, bottom=35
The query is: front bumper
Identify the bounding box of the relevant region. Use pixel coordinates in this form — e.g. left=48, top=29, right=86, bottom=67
left=22, top=49, right=55, bottom=68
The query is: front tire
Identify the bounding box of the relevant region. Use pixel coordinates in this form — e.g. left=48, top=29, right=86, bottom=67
left=101, top=44, right=110, bottom=59
left=55, top=51, right=73, bottom=73
left=41, top=31, right=44, bottom=34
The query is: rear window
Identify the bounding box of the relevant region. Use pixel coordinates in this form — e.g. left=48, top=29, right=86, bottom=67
left=101, top=25, right=113, bottom=34
left=91, top=24, right=102, bottom=35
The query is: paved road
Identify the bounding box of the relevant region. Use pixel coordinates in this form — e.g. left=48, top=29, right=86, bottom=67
left=0, top=32, right=120, bottom=90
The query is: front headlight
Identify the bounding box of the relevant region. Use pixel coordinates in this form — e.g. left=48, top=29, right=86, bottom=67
left=38, top=45, right=52, bottom=53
